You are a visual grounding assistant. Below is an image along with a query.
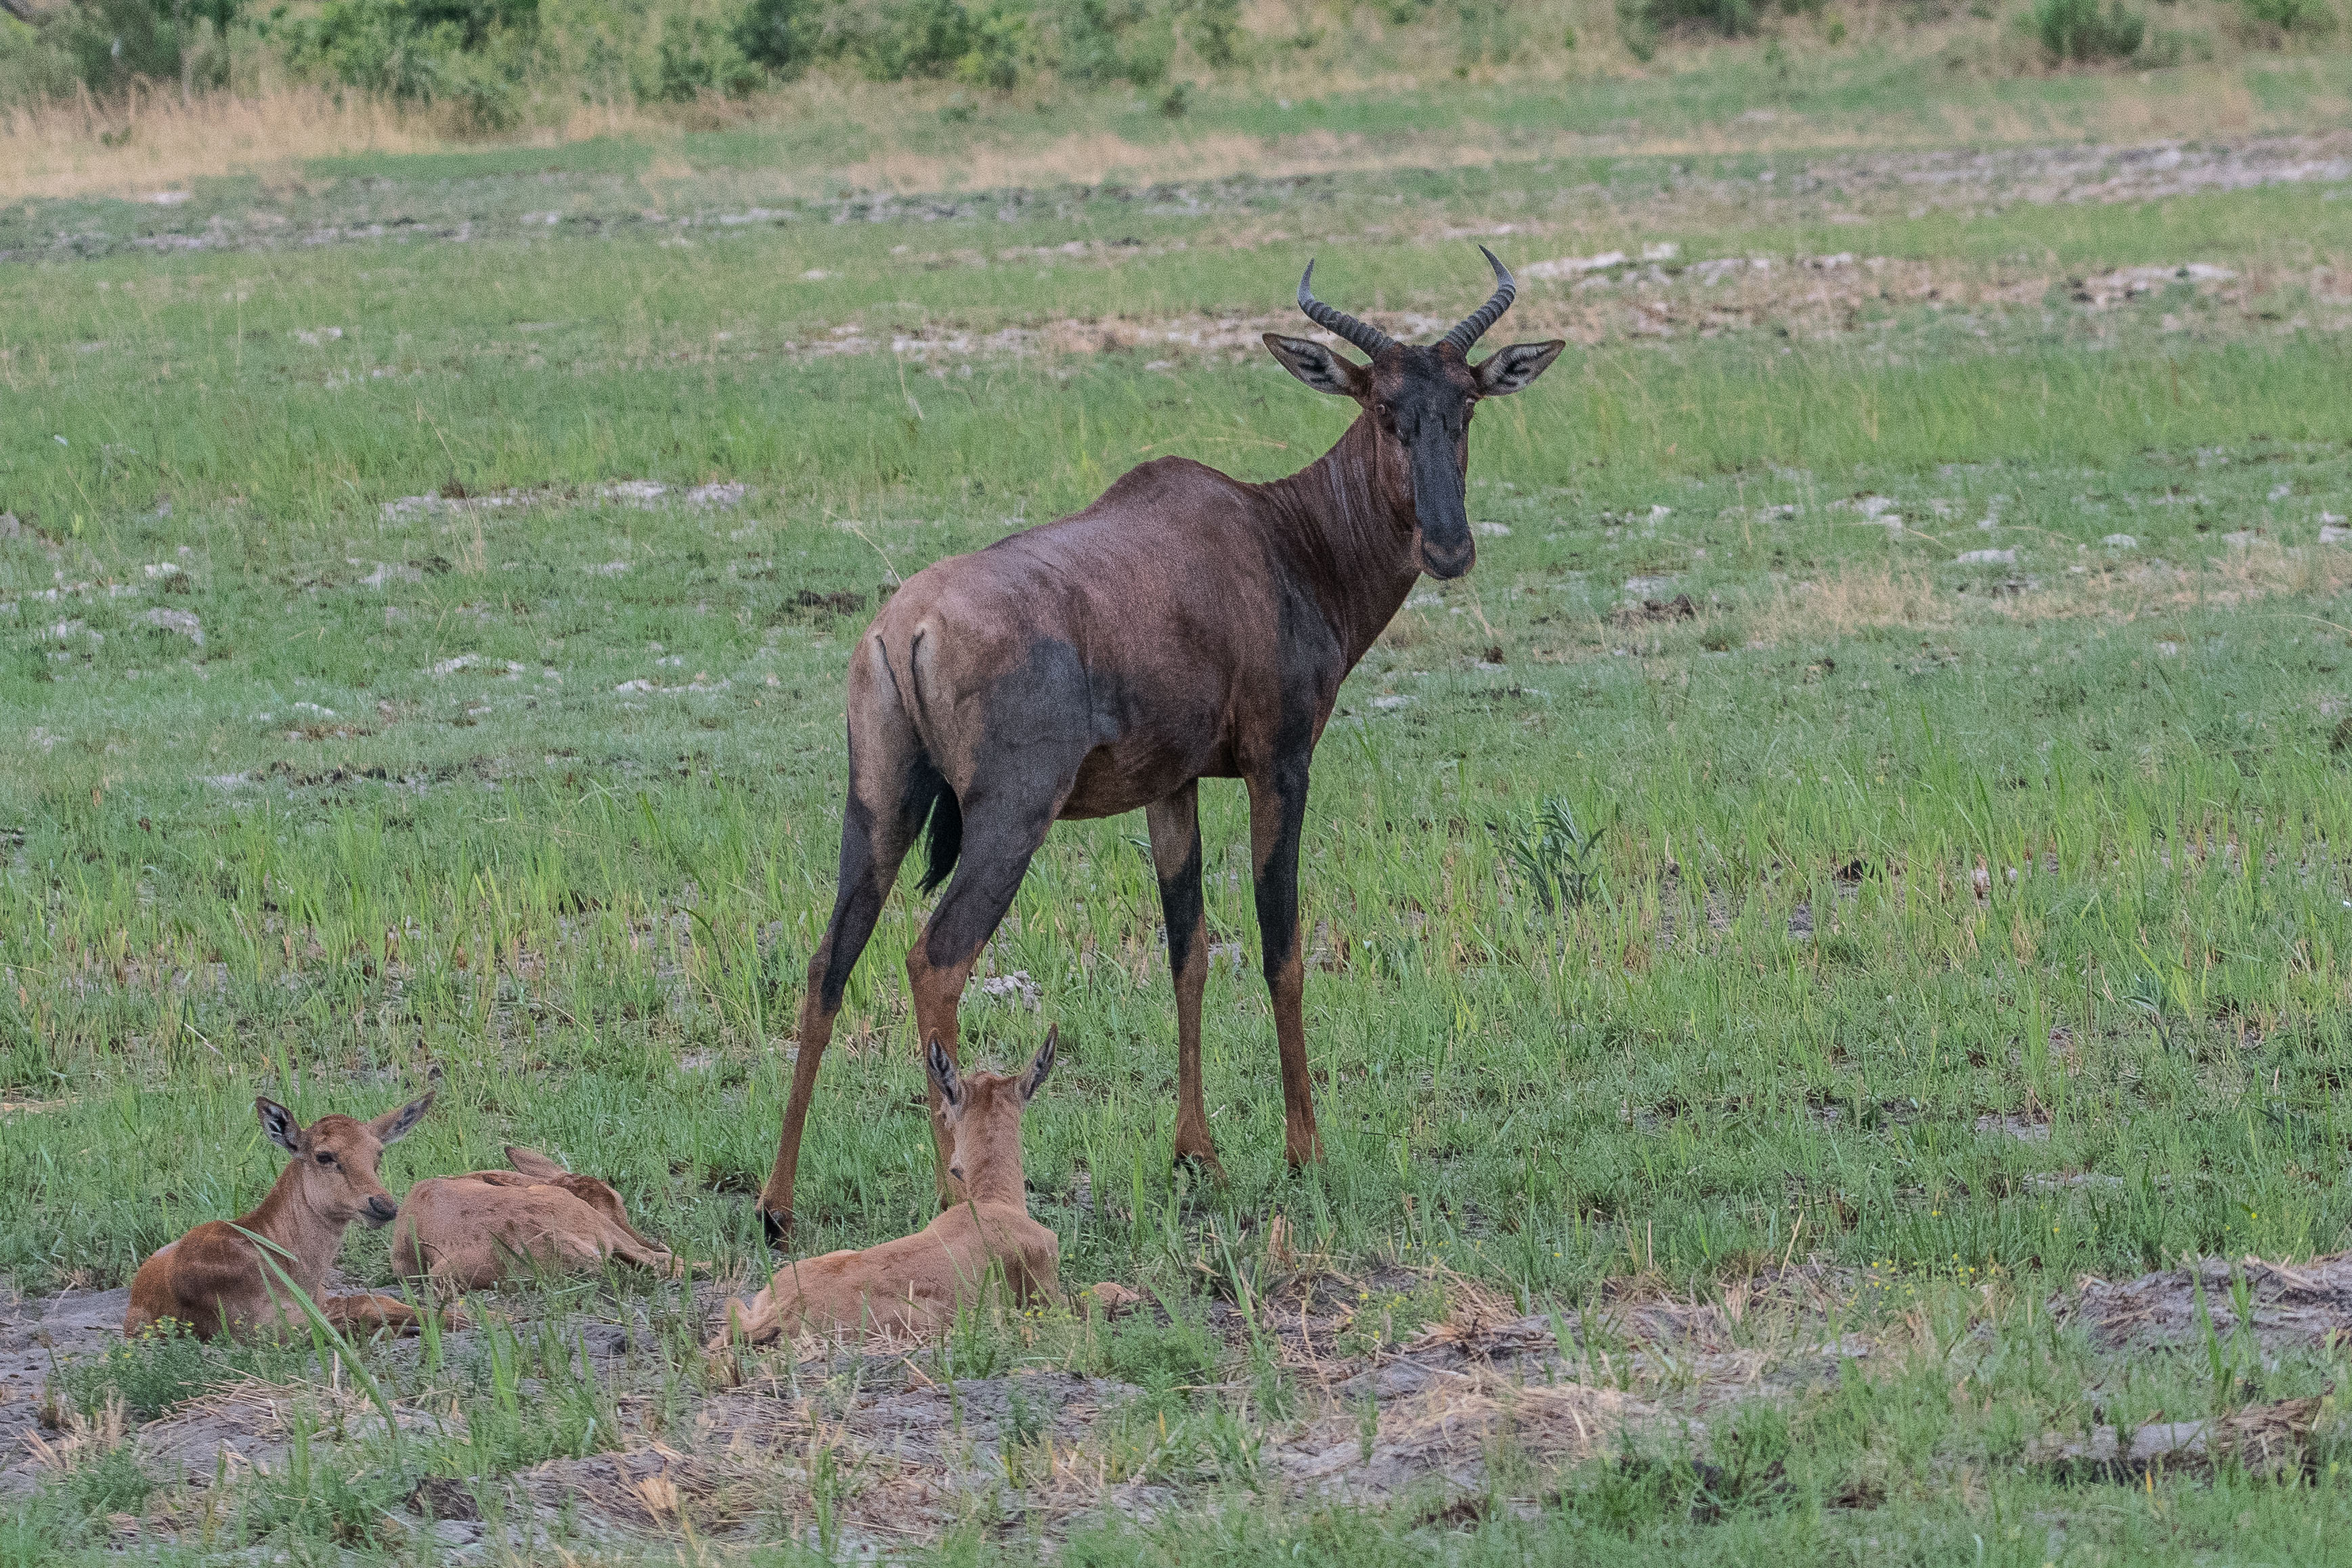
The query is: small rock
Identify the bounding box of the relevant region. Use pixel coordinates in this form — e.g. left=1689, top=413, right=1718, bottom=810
left=136, top=608, right=202, bottom=645
left=977, top=970, right=1042, bottom=1011
left=2102, top=533, right=2137, bottom=548
left=1956, top=548, right=2016, bottom=565
left=1974, top=1112, right=2050, bottom=1143
left=1472, top=522, right=1510, bottom=538
left=1523, top=251, right=1626, bottom=280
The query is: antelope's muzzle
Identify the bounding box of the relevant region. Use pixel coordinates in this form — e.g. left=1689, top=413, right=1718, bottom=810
left=363, top=1194, right=399, bottom=1228
left=1411, top=439, right=1476, bottom=580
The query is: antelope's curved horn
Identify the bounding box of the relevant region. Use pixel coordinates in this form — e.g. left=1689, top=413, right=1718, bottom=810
left=1297, top=259, right=1393, bottom=357
left=1441, top=245, right=1517, bottom=353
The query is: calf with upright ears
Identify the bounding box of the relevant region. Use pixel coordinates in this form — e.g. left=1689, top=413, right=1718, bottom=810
left=712, top=1030, right=1061, bottom=1347
left=126, top=1091, right=448, bottom=1341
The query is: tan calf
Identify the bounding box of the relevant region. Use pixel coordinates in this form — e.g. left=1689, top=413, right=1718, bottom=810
left=713, top=1032, right=1059, bottom=1348
left=391, top=1146, right=677, bottom=1290
left=126, top=1092, right=440, bottom=1341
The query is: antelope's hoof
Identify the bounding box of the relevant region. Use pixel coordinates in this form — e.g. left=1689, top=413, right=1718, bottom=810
left=759, top=1206, right=793, bottom=1248
left=1173, top=1148, right=1227, bottom=1184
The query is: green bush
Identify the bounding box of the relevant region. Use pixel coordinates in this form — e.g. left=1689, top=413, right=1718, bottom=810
left=866, top=0, right=978, bottom=76
left=647, top=10, right=760, bottom=98
left=2240, top=0, right=2334, bottom=32
left=1175, top=0, right=1240, bottom=63
left=730, top=0, right=810, bottom=72
left=2028, top=0, right=2146, bottom=58
left=280, top=0, right=540, bottom=125
left=0, top=0, right=237, bottom=102
left=1050, top=0, right=1171, bottom=83
left=955, top=0, right=1030, bottom=87
left=1616, top=0, right=1812, bottom=60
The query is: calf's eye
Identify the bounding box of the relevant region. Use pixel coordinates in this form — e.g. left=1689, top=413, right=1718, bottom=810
left=315, top=1152, right=336, bottom=1167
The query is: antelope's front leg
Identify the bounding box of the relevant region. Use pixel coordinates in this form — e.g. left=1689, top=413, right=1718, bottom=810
left=1246, top=760, right=1323, bottom=1168
left=1146, top=781, right=1221, bottom=1177
left=322, top=1293, right=435, bottom=1336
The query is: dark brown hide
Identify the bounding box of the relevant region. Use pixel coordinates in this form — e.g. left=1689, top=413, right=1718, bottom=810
left=759, top=253, right=1564, bottom=1239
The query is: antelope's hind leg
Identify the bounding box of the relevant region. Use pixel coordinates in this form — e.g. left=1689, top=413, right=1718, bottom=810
left=903, top=649, right=1095, bottom=1208
left=1146, top=781, right=1221, bottom=1179
left=759, top=638, right=934, bottom=1243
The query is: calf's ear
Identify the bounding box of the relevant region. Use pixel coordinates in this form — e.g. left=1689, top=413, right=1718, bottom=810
left=926, top=1037, right=963, bottom=1118
left=368, top=1090, right=435, bottom=1146
left=505, top=1146, right=568, bottom=1179
left=255, top=1097, right=305, bottom=1154
left=1020, top=1027, right=1058, bottom=1104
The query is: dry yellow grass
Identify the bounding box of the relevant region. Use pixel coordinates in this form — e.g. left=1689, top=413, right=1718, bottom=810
left=2, top=83, right=430, bottom=198
left=5, top=19, right=2347, bottom=202
left=1749, top=543, right=2352, bottom=646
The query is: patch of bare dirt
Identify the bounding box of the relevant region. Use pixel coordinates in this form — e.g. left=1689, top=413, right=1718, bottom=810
left=737, top=252, right=2325, bottom=369
left=2027, top=1397, right=2320, bottom=1483
left=0, top=1286, right=127, bottom=1498
left=2063, top=1252, right=2352, bottom=1351
left=1746, top=540, right=2352, bottom=647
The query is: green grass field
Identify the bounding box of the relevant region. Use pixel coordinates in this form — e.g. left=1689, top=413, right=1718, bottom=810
left=6, top=54, right=2352, bottom=1565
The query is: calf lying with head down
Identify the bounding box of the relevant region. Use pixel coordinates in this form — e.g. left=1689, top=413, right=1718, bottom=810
left=127, top=1092, right=448, bottom=1341
left=711, top=1032, right=1060, bottom=1349
left=391, top=1146, right=678, bottom=1290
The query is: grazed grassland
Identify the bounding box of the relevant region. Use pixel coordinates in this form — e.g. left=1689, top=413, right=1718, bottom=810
left=5, top=66, right=2352, bottom=1565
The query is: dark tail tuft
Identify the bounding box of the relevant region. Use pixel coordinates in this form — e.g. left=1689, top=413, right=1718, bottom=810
left=909, top=750, right=962, bottom=895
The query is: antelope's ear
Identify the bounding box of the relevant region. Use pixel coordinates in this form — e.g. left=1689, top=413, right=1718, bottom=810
left=368, top=1090, right=435, bottom=1146
left=505, top=1146, right=567, bottom=1179
left=925, top=1037, right=963, bottom=1118
left=255, top=1097, right=304, bottom=1154
left=1473, top=340, right=1565, bottom=397
left=1263, top=334, right=1370, bottom=399
left=1020, top=1026, right=1058, bottom=1104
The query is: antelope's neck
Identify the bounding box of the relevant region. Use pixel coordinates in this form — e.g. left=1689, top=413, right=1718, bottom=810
left=955, top=1148, right=1028, bottom=1210
left=1263, top=416, right=1423, bottom=667
left=238, top=1170, right=348, bottom=1293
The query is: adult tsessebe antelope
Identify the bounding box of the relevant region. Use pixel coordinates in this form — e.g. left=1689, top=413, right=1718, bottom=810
left=126, top=1093, right=443, bottom=1341
left=717, top=1032, right=1059, bottom=1345
left=756, top=250, right=1564, bottom=1241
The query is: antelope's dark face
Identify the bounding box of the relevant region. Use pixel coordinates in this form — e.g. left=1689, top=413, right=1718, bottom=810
left=1263, top=248, right=1565, bottom=582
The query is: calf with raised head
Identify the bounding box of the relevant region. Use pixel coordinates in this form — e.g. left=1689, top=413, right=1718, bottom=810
left=125, top=1092, right=441, bottom=1341
left=757, top=250, right=1563, bottom=1240
left=712, top=1031, right=1058, bottom=1347
left=391, top=1146, right=678, bottom=1290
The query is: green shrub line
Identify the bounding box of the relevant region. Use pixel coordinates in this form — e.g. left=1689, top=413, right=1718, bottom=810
left=9, top=0, right=2347, bottom=124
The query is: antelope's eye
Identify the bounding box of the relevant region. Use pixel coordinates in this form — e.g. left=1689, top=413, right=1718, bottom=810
left=315, top=1152, right=336, bottom=1167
